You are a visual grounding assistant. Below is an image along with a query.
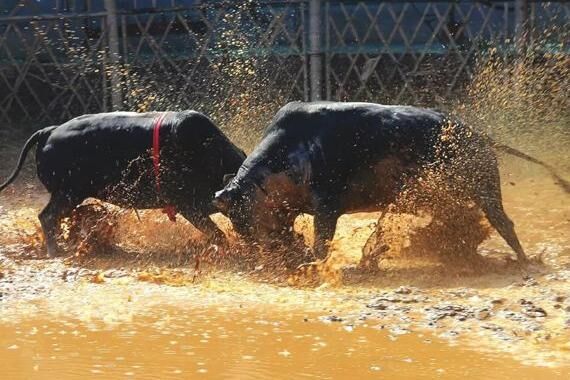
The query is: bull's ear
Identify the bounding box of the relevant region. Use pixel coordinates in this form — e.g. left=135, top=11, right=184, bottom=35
left=223, top=173, right=236, bottom=186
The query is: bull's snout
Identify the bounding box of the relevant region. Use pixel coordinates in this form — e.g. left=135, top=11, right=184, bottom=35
left=213, top=189, right=231, bottom=214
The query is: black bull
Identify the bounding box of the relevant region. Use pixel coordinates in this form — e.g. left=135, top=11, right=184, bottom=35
left=0, top=111, right=246, bottom=257
left=214, top=102, right=570, bottom=264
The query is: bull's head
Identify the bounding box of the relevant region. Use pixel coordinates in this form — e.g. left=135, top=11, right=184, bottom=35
left=213, top=179, right=257, bottom=239
left=214, top=170, right=311, bottom=247
left=213, top=130, right=314, bottom=244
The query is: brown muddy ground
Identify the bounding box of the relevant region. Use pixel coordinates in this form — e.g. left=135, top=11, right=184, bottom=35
left=0, top=149, right=569, bottom=378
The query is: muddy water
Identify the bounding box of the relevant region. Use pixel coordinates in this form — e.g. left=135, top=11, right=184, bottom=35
left=1, top=162, right=570, bottom=378
left=1, top=304, right=567, bottom=380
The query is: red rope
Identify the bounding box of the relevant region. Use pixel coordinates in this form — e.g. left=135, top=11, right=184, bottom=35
left=152, top=113, right=177, bottom=222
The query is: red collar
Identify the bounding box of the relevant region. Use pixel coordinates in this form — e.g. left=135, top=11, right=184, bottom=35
left=152, top=113, right=177, bottom=222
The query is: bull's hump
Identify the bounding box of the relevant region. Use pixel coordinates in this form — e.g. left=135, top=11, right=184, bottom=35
left=272, top=103, right=444, bottom=135
left=281, top=102, right=442, bottom=120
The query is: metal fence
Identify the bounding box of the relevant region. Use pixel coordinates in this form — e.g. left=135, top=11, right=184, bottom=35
left=323, top=0, right=569, bottom=102
left=0, top=0, right=568, bottom=129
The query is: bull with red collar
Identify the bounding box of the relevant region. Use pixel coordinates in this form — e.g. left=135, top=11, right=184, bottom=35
left=0, top=111, right=245, bottom=257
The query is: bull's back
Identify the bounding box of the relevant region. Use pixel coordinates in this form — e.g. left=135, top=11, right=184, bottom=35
left=276, top=102, right=445, bottom=157
left=37, top=112, right=162, bottom=193
left=43, top=112, right=157, bottom=153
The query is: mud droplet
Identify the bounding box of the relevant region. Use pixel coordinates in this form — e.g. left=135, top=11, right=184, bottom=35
left=322, top=315, right=343, bottom=323
left=475, top=309, right=491, bottom=320
left=91, top=272, right=105, bottom=284
left=278, top=349, right=291, bottom=357
left=395, top=286, right=413, bottom=294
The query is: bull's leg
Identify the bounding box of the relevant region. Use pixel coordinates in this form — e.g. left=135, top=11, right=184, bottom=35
left=39, top=195, right=78, bottom=257
left=481, top=200, right=527, bottom=263
left=180, top=210, right=226, bottom=245
left=313, top=210, right=340, bottom=260
left=291, top=207, right=339, bottom=285
left=268, top=210, right=298, bottom=247
left=307, top=190, right=341, bottom=260
left=359, top=210, right=388, bottom=271
left=470, top=167, right=527, bottom=263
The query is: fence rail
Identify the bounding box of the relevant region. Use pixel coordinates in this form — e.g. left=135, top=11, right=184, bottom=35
left=0, top=0, right=568, bottom=129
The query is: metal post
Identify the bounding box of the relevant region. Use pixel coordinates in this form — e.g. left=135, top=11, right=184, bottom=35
left=309, top=0, right=323, bottom=101
left=515, top=0, right=529, bottom=54
left=104, top=0, right=122, bottom=110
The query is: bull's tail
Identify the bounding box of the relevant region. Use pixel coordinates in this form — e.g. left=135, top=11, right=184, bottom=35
left=494, top=142, right=570, bottom=194
left=0, top=126, right=57, bottom=192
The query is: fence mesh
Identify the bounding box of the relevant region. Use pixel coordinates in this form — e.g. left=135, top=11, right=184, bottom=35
left=0, top=0, right=568, bottom=129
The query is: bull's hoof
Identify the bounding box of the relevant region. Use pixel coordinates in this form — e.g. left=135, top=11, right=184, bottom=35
left=516, top=257, right=530, bottom=277
left=338, top=264, right=372, bottom=284
left=46, top=243, right=63, bottom=258
left=288, top=261, right=324, bottom=287
left=504, top=255, right=530, bottom=277
left=505, top=254, right=529, bottom=266
left=357, top=256, right=381, bottom=273
left=358, top=244, right=388, bottom=272
left=288, top=259, right=344, bottom=287
left=517, top=254, right=530, bottom=265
